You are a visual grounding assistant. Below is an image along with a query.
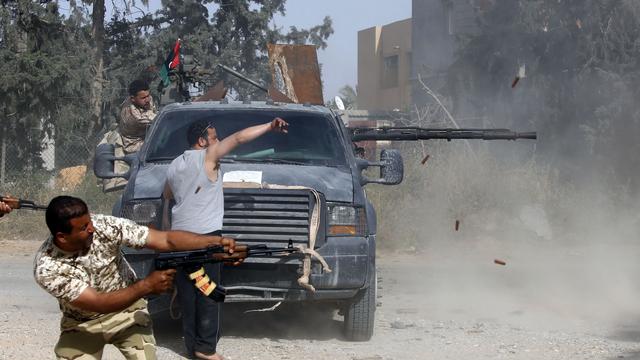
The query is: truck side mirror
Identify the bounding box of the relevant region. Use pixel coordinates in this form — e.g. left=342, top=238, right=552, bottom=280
left=357, top=149, right=404, bottom=186
left=379, top=149, right=404, bottom=185
left=94, top=143, right=135, bottom=179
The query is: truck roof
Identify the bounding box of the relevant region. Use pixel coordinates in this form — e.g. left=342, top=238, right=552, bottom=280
left=160, top=101, right=334, bottom=115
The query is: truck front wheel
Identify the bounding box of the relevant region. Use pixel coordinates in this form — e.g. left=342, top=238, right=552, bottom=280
left=343, top=273, right=376, bottom=341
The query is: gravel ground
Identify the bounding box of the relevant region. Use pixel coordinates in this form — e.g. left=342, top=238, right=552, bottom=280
left=2, top=238, right=640, bottom=359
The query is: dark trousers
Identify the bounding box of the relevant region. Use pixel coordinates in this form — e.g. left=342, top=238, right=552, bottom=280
left=175, top=232, right=223, bottom=358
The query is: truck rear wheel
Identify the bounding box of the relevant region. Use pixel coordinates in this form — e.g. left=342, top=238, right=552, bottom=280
left=343, top=273, right=376, bottom=341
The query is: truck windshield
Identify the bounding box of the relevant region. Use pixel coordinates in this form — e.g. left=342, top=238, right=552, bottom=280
left=145, top=109, right=347, bottom=166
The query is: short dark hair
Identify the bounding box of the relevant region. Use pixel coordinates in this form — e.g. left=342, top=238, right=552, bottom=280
left=45, top=196, right=89, bottom=236
left=187, top=119, right=213, bottom=146
left=128, top=79, right=150, bottom=97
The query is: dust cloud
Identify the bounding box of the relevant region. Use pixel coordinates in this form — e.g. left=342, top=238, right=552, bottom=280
left=374, top=128, right=640, bottom=338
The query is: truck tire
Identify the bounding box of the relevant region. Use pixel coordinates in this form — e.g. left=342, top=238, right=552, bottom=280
left=343, top=273, right=376, bottom=341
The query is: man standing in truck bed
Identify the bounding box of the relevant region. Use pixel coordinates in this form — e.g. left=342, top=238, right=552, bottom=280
left=119, top=79, right=158, bottom=154
left=164, top=117, right=288, bottom=360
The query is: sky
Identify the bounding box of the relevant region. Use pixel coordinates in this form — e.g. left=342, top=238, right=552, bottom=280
left=109, top=1, right=412, bottom=101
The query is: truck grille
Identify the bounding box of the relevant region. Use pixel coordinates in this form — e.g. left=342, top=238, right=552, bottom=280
left=222, top=188, right=324, bottom=247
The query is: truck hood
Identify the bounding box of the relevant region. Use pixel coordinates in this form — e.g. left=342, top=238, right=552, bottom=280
left=132, top=162, right=354, bottom=202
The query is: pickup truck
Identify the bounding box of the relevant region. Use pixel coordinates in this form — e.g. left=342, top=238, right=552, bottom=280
left=94, top=100, right=400, bottom=341
left=94, top=99, right=535, bottom=341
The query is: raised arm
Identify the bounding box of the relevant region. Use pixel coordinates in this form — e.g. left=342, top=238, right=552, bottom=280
left=206, top=117, right=288, bottom=163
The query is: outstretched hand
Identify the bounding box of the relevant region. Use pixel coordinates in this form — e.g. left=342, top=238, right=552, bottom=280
left=270, top=117, right=289, bottom=133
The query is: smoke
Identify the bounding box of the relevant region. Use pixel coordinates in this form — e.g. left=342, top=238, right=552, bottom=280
left=371, top=15, right=640, bottom=336
left=371, top=105, right=640, bottom=335
left=370, top=0, right=640, bottom=335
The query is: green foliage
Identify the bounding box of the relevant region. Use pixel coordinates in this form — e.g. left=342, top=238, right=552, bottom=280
left=0, top=0, right=333, bottom=238
left=1, top=0, right=94, bottom=171
left=103, top=0, right=333, bottom=106
left=0, top=0, right=334, bottom=174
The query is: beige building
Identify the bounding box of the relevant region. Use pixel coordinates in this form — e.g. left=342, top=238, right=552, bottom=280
left=357, top=18, right=412, bottom=111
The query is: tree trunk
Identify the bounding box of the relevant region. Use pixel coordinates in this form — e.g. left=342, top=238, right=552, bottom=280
left=87, top=0, right=105, bottom=153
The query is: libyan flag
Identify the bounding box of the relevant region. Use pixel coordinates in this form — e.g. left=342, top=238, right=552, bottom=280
left=159, top=39, right=181, bottom=87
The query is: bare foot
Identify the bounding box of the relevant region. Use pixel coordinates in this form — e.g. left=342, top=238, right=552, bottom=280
left=194, top=351, right=224, bottom=360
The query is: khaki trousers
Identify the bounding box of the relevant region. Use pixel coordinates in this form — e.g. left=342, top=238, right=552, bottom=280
left=54, top=299, right=156, bottom=360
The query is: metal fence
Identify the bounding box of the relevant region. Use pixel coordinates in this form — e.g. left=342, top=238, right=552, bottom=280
left=0, top=126, right=119, bottom=240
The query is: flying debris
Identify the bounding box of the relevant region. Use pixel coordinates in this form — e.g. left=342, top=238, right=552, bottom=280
left=511, top=64, right=526, bottom=88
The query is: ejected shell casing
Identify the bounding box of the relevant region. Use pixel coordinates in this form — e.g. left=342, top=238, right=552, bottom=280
left=494, top=259, right=506, bottom=266
left=455, top=220, right=460, bottom=231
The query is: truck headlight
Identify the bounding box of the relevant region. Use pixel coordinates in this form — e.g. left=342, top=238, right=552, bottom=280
left=122, top=199, right=161, bottom=227
left=327, top=204, right=366, bottom=236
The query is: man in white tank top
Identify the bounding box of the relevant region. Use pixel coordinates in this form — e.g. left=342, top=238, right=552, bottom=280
left=164, top=117, right=288, bottom=360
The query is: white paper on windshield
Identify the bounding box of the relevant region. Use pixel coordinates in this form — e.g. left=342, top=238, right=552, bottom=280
left=223, top=171, right=263, bottom=184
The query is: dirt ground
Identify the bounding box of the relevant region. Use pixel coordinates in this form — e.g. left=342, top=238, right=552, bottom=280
left=2, top=237, right=640, bottom=360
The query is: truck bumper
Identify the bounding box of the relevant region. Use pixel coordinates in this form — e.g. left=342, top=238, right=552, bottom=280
left=222, top=234, right=375, bottom=302
left=130, top=235, right=376, bottom=310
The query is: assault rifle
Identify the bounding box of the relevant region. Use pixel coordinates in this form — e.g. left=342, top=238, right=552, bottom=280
left=154, top=241, right=298, bottom=302
left=0, top=195, right=47, bottom=211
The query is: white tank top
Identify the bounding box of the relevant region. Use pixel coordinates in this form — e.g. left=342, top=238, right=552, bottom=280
left=167, top=149, right=224, bottom=234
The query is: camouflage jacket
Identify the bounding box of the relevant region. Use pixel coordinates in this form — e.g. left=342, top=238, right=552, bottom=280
left=118, top=98, right=157, bottom=154
left=33, top=214, right=149, bottom=323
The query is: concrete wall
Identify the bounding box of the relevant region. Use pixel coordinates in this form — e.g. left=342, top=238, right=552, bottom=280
left=357, top=19, right=412, bottom=111
left=357, top=1, right=482, bottom=111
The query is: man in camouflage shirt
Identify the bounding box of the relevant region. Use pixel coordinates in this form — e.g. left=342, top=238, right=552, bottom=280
left=97, top=79, right=157, bottom=192
left=34, top=196, right=239, bottom=360
left=119, top=79, right=158, bottom=154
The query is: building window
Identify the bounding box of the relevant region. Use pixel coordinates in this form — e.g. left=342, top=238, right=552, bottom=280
left=382, top=55, right=399, bottom=88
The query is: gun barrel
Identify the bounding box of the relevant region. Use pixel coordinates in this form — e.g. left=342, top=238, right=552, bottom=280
left=217, top=64, right=269, bottom=93
left=351, top=127, right=537, bottom=142
left=0, top=196, right=47, bottom=211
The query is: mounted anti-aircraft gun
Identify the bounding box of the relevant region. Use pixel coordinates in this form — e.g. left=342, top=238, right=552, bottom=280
left=350, top=127, right=536, bottom=142
left=165, top=43, right=537, bottom=186
left=347, top=127, right=536, bottom=185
